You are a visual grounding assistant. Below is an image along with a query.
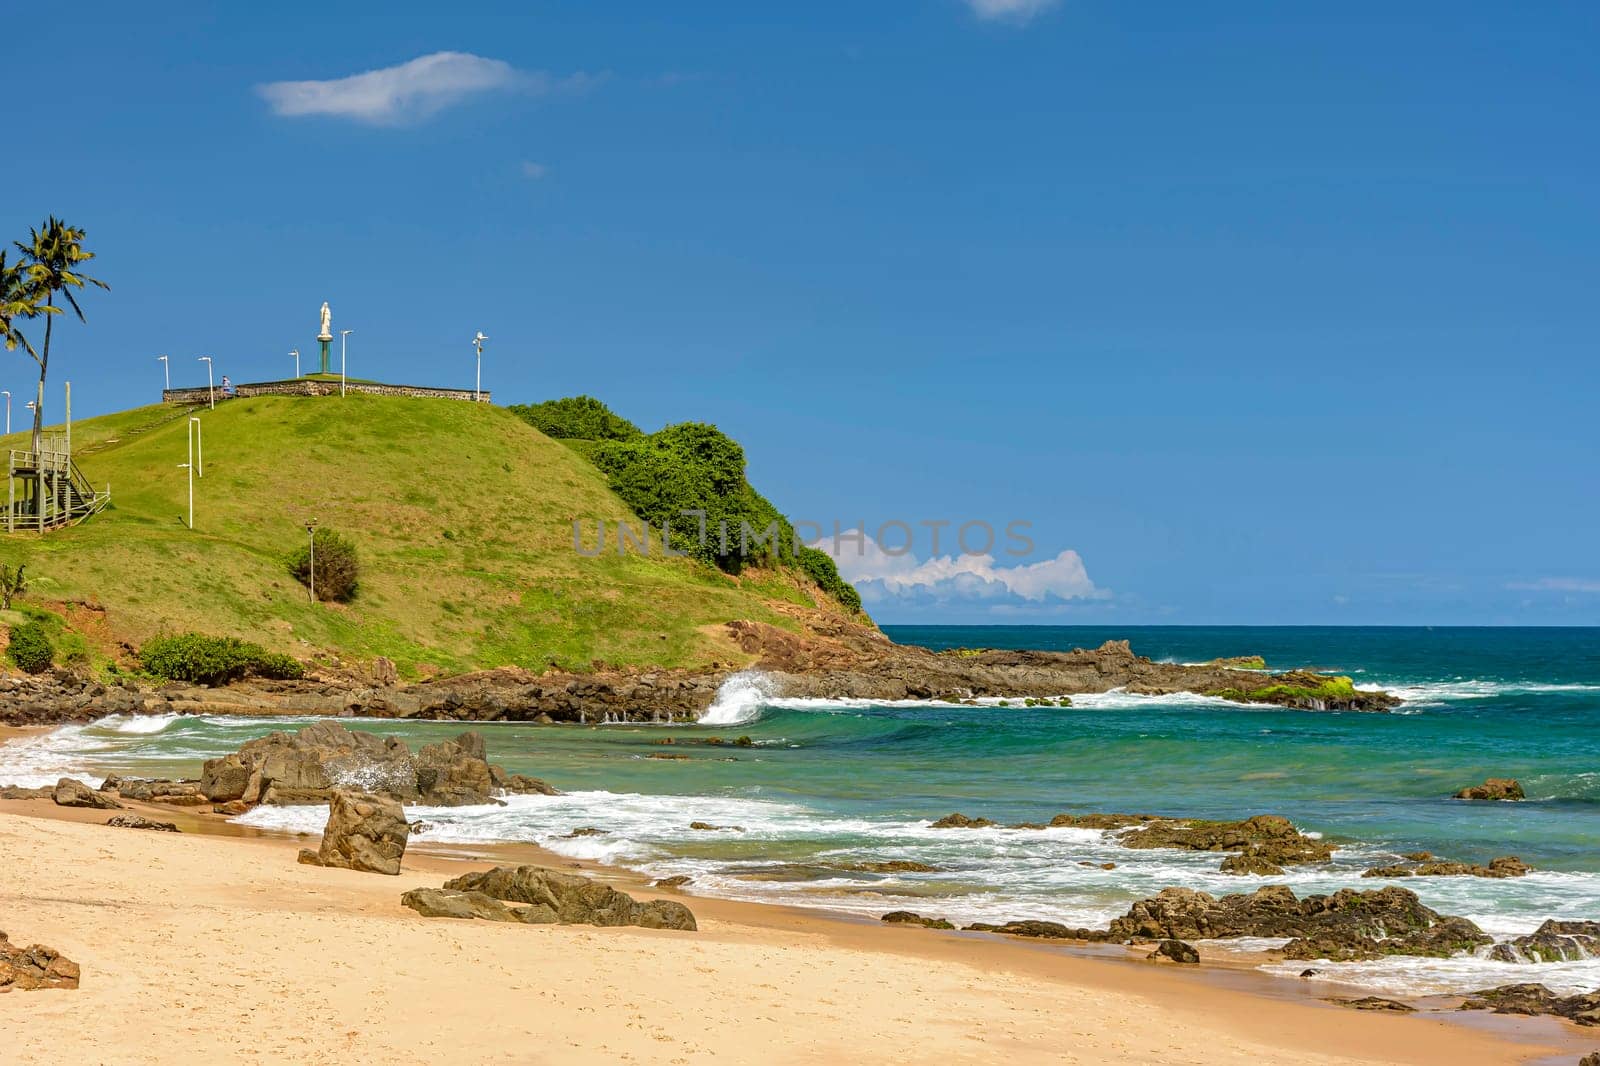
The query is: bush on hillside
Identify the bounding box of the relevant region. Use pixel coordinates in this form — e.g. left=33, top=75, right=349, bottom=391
left=140, top=633, right=304, bottom=685
left=509, top=396, right=642, bottom=442
left=797, top=546, right=863, bottom=614
left=6, top=620, right=54, bottom=674
left=287, top=529, right=360, bottom=602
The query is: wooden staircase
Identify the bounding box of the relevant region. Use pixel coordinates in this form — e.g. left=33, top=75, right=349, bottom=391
left=7, top=437, right=111, bottom=532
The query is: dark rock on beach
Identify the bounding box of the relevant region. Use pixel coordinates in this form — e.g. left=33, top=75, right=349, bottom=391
left=0, top=785, right=53, bottom=800
left=440, top=865, right=697, bottom=930
left=296, top=790, right=410, bottom=876
left=106, top=813, right=179, bottom=832
left=1147, top=939, right=1200, bottom=964
left=101, top=776, right=207, bottom=805
left=964, top=920, right=1110, bottom=941
left=881, top=911, right=956, bottom=930
left=1106, top=885, right=1491, bottom=961
left=653, top=875, right=693, bottom=888
left=1452, top=778, right=1525, bottom=801
left=1457, top=984, right=1600, bottom=1026
left=0, top=931, right=80, bottom=992
left=1488, top=921, right=1600, bottom=964
left=53, top=777, right=122, bottom=809
left=1333, top=997, right=1416, bottom=1013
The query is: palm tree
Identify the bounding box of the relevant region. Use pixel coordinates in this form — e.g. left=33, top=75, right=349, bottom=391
left=14, top=217, right=108, bottom=455
left=0, top=249, right=48, bottom=366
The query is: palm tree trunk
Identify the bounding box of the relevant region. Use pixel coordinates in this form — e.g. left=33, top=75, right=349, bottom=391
left=31, top=297, right=51, bottom=456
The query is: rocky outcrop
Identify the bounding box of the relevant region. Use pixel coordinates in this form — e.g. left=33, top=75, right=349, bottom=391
left=1332, top=997, right=1415, bottom=1013
left=1452, top=778, right=1525, bottom=801
left=53, top=777, right=121, bottom=809
left=1219, top=853, right=1286, bottom=876
left=930, top=813, right=997, bottom=829
left=401, top=888, right=527, bottom=922
left=880, top=911, right=955, bottom=930
left=1363, top=855, right=1531, bottom=879
left=1457, top=984, right=1600, bottom=1026
left=840, top=860, right=939, bottom=874
left=200, top=721, right=557, bottom=808
left=1488, top=921, right=1600, bottom=964
left=0, top=785, right=53, bottom=799
left=101, top=776, right=208, bottom=805
left=0, top=931, right=80, bottom=992
left=296, top=791, right=410, bottom=875
left=964, top=920, right=1110, bottom=941
left=437, top=865, right=697, bottom=930
left=106, top=814, right=179, bottom=832
left=1118, top=815, right=1333, bottom=866
left=1106, top=885, right=1491, bottom=961
left=0, top=672, right=148, bottom=727
left=1147, top=939, right=1199, bottom=964
left=1579, top=1052, right=1600, bottom=1066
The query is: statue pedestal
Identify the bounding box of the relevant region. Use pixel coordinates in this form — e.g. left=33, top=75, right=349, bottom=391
left=317, top=333, right=333, bottom=375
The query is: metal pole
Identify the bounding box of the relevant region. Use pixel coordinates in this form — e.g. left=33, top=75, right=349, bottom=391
left=192, top=417, right=203, bottom=478
left=208, top=362, right=214, bottom=409
left=65, top=382, right=71, bottom=459
left=183, top=423, right=194, bottom=529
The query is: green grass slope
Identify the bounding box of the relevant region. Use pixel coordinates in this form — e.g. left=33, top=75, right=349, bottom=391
left=1, top=394, right=830, bottom=676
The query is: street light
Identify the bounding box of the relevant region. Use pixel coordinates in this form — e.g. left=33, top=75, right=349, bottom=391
left=472, top=332, right=488, bottom=402
left=198, top=355, right=215, bottom=410
left=157, top=354, right=170, bottom=391
left=179, top=419, right=197, bottom=529
left=190, top=416, right=203, bottom=478
left=339, top=330, right=353, bottom=397
left=290, top=349, right=300, bottom=379
left=305, top=519, right=318, bottom=602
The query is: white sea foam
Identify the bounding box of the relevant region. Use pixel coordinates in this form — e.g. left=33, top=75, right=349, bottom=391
left=698, top=671, right=774, bottom=725
left=95, top=712, right=187, bottom=735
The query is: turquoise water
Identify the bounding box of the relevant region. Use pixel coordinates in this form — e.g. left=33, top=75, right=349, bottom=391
left=5, top=625, right=1597, bottom=995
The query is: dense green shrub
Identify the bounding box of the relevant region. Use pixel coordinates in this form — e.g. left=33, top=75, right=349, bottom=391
left=140, top=634, right=304, bottom=685
left=509, top=396, right=642, bottom=441
left=287, top=529, right=360, bottom=602
left=797, top=546, right=863, bottom=613
left=6, top=620, right=54, bottom=673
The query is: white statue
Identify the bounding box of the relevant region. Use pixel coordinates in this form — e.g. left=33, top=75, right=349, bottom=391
left=318, top=301, right=332, bottom=339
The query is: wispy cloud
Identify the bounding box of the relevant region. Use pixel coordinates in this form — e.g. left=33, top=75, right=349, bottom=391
left=257, top=51, right=590, bottom=125
left=1507, top=577, right=1600, bottom=594
left=520, top=161, right=548, bottom=180
left=965, top=0, right=1061, bottom=24
left=817, top=530, right=1104, bottom=608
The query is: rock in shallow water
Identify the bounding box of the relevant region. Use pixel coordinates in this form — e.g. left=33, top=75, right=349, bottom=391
left=1332, top=996, right=1416, bottom=1013
left=880, top=911, right=955, bottom=930
left=106, top=814, right=179, bottom=832
left=1457, top=983, right=1600, bottom=1026
left=1451, top=777, right=1525, bottom=801
left=1488, top=921, right=1600, bottom=964
left=1147, top=939, right=1200, bottom=964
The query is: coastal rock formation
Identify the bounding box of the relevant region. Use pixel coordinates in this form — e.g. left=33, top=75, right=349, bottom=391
left=841, top=860, right=940, bottom=873
left=1363, top=856, right=1530, bottom=879
left=1147, top=939, right=1200, bottom=964
left=0, top=931, right=80, bottom=992
left=439, top=865, right=697, bottom=930
left=1457, top=984, right=1600, bottom=1026
left=106, top=813, right=179, bottom=832
left=200, top=721, right=556, bottom=807
left=53, top=777, right=122, bottom=809
left=930, top=813, right=997, bottom=829
left=1106, top=885, right=1491, bottom=961
left=101, top=776, right=207, bottom=805
left=1118, top=815, right=1333, bottom=866
left=1332, top=997, right=1416, bottom=1013
left=1580, top=1053, right=1600, bottom=1066
left=881, top=911, right=956, bottom=930
left=964, top=920, right=1109, bottom=941
left=401, top=888, right=526, bottom=923
left=296, top=790, right=410, bottom=875
left=1452, top=778, right=1525, bottom=801
left=653, top=875, right=693, bottom=888
left=1487, top=921, right=1600, bottom=964
left=0, top=785, right=53, bottom=799
left=1219, top=853, right=1286, bottom=876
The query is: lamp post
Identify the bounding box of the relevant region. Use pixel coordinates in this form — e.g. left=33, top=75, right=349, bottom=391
left=290, top=349, right=300, bottom=379
left=472, top=332, right=488, bottom=402
left=339, top=330, right=353, bottom=397
left=305, top=519, right=318, bottom=602
left=180, top=420, right=195, bottom=529
left=198, top=355, right=215, bottom=410
left=190, top=416, right=203, bottom=478
left=157, top=354, right=170, bottom=391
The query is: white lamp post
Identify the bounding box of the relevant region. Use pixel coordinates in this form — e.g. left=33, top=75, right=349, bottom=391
left=179, top=420, right=196, bottom=529
left=190, top=416, right=203, bottom=478
left=290, top=348, right=300, bottom=379
left=339, top=330, right=353, bottom=397
left=157, top=354, right=170, bottom=391
left=472, top=332, right=488, bottom=402
left=2, top=391, right=9, bottom=435
left=198, top=355, right=215, bottom=410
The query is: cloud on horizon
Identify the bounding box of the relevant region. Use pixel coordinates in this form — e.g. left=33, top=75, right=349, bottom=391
left=816, top=530, right=1104, bottom=609
left=257, top=51, right=589, bottom=125
left=1507, top=577, right=1600, bottom=594
left=965, top=0, right=1061, bottom=24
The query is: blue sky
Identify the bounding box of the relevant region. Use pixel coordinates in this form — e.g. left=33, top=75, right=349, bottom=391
left=7, top=1, right=1597, bottom=624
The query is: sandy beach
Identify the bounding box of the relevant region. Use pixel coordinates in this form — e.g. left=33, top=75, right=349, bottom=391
left=0, top=793, right=1576, bottom=1066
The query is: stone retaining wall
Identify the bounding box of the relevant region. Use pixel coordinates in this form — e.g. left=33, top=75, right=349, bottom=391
left=162, top=380, right=490, bottom=406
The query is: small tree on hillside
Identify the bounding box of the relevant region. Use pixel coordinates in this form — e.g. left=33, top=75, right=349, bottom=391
left=288, top=529, right=360, bottom=602
left=0, top=563, right=26, bottom=609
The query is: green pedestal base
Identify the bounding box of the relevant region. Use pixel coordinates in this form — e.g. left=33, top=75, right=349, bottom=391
left=319, top=337, right=331, bottom=375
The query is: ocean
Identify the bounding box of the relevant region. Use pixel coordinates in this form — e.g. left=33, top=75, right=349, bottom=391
left=4, top=625, right=1597, bottom=997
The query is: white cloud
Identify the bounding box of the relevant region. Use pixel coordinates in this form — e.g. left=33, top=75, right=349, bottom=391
left=257, top=52, right=580, bottom=125
left=1507, top=577, right=1600, bottom=594
left=520, top=161, right=548, bottom=179
left=965, top=0, right=1061, bottom=24
left=816, top=530, right=1103, bottom=606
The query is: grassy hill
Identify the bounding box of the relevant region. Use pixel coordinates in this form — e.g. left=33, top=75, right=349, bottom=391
left=0, top=393, right=847, bottom=677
